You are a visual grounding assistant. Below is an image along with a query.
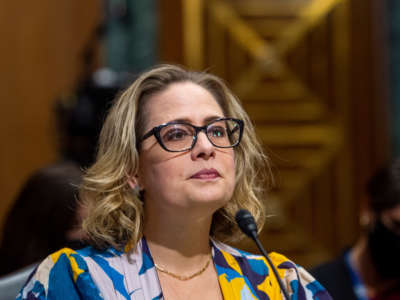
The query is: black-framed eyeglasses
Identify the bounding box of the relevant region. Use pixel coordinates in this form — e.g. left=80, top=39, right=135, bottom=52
left=137, top=117, right=244, bottom=152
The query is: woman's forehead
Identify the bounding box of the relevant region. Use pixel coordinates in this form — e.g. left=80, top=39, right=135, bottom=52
left=142, top=82, right=225, bottom=127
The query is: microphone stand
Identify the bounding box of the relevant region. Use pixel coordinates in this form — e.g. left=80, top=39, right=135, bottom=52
left=252, top=234, right=290, bottom=300
left=236, top=210, right=290, bottom=300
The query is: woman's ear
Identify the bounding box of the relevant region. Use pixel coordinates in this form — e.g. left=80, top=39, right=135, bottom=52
left=127, top=176, right=140, bottom=190
left=127, top=175, right=145, bottom=201
left=126, top=175, right=140, bottom=190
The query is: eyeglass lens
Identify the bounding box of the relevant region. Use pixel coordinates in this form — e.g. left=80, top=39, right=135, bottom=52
left=159, top=119, right=241, bottom=151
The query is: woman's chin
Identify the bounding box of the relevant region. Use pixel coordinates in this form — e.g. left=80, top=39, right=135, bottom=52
left=187, top=192, right=230, bottom=209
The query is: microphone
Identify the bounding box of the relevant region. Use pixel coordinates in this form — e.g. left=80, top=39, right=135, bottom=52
left=235, top=209, right=290, bottom=300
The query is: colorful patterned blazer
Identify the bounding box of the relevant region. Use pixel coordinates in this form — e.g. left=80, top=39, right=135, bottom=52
left=17, top=237, right=332, bottom=299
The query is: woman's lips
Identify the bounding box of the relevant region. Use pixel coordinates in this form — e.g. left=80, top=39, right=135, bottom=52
left=190, top=168, right=220, bottom=179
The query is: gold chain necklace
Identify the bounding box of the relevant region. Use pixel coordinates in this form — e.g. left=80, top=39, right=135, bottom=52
left=154, top=256, right=211, bottom=281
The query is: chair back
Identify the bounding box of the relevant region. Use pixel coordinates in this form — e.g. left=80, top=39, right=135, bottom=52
left=0, top=263, right=37, bottom=300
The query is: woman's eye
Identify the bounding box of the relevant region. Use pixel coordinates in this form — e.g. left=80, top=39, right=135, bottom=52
left=209, top=126, right=226, bottom=138
left=164, top=129, right=189, bottom=141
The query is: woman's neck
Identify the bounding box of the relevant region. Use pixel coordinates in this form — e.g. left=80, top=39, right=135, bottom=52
left=143, top=208, right=213, bottom=274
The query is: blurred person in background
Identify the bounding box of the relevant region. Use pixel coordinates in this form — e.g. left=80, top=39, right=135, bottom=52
left=0, top=162, right=84, bottom=276
left=311, top=159, right=400, bottom=300
left=0, top=69, right=121, bottom=276
left=55, top=68, right=122, bottom=168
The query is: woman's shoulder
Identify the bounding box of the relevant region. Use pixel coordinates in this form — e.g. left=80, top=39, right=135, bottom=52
left=212, top=239, right=291, bottom=266
left=16, top=246, right=113, bottom=300
left=212, top=240, right=332, bottom=299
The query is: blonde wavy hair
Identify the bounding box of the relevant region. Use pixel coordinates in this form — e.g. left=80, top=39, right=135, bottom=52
left=81, top=64, right=271, bottom=251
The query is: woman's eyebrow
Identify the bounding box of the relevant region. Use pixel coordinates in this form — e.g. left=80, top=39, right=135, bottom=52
left=167, top=115, right=223, bottom=124
left=204, top=115, right=223, bottom=123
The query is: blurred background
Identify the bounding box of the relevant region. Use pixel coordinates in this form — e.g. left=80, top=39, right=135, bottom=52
left=0, top=0, right=398, bottom=269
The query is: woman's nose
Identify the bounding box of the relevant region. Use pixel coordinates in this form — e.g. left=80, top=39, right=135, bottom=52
left=190, top=131, right=216, bottom=160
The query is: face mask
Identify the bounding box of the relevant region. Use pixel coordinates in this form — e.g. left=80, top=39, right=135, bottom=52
left=368, top=219, right=400, bottom=279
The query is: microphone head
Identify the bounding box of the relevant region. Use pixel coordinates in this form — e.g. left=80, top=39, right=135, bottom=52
left=235, top=209, right=258, bottom=239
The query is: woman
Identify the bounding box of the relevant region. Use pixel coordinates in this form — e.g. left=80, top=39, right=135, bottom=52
left=17, top=65, right=331, bottom=299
